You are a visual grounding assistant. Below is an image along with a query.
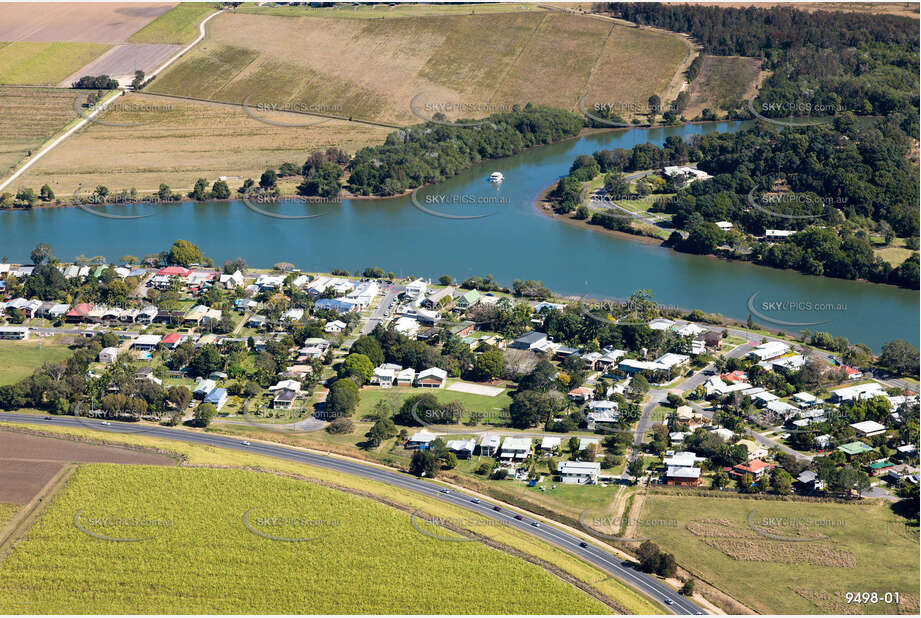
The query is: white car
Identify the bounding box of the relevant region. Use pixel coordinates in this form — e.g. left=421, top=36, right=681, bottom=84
left=100, top=421, right=111, bottom=426
left=241, top=441, right=251, bottom=446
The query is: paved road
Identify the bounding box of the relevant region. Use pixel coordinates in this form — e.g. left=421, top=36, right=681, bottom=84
left=0, top=411, right=705, bottom=615
left=361, top=285, right=402, bottom=335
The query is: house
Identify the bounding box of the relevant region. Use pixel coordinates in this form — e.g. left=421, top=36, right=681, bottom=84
left=866, top=459, right=895, bottom=477
left=0, top=326, right=29, bottom=341
left=540, top=436, right=561, bottom=453
left=815, top=434, right=832, bottom=450
left=422, top=286, right=454, bottom=309
left=747, top=341, right=791, bottom=361
left=161, top=332, right=185, bottom=349
left=193, top=379, right=217, bottom=399
left=455, top=289, right=481, bottom=310
left=235, top=299, right=258, bottom=313
left=324, top=319, right=347, bottom=334
left=731, top=459, right=772, bottom=479
left=795, top=470, right=825, bottom=492
left=219, top=270, right=244, bottom=289
left=597, top=348, right=626, bottom=370
left=156, top=266, right=191, bottom=279
left=568, top=386, right=594, bottom=402
left=837, top=441, right=874, bottom=459
left=499, top=437, right=532, bottom=461
left=315, top=298, right=358, bottom=314
left=203, top=388, right=228, bottom=411
left=619, top=353, right=689, bottom=375
left=281, top=365, right=313, bottom=380
left=581, top=352, right=603, bottom=370
left=792, top=392, right=818, bottom=407
left=648, top=318, right=676, bottom=331
left=841, top=365, right=863, bottom=380
left=371, top=363, right=402, bottom=388
left=396, top=367, right=416, bottom=387
left=850, top=420, right=887, bottom=438
left=134, top=366, right=162, bottom=385
left=131, top=334, right=162, bottom=351
left=715, top=221, right=733, bottom=231
left=830, top=382, right=885, bottom=403
left=752, top=391, right=779, bottom=407
left=135, top=306, right=158, bottom=324
left=281, top=308, right=305, bottom=322
left=346, top=281, right=380, bottom=309
left=669, top=431, right=688, bottom=444
left=663, top=451, right=705, bottom=468
left=710, top=427, right=735, bottom=442
left=98, top=347, right=120, bottom=364
left=736, top=439, right=768, bottom=461
left=255, top=274, right=285, bottom=290
left=273, top=388, right=298, bottom=409
left=665, top=466, right=701, bottom=486
left=663, top=165, right=712, bottom=183
left=675, top=323, right=707, bottom=338
left=510, top=331, right=550, bottom=351
left=404, top=278, right=428, bottom=300
left=766, top=400, right=798, bottom=416
left=767, top=354, right=805, bottom=372
left=447, top=321, right=476, bottom=338
left=764, top=229, right=795, bottom=242
left=558, top=461, right=601, bottom=485
left=479, top=434, right=501, bottom=457
left=896, top=444, right=917, bottom=459
left=247, top=315, right=267, bottom=328
left=416, top=367, right=447, bottom=388
left=65, top=302, right=93, bottom=323
left=446, top=438, right=476, bottom=459
left=405, top=430, right=437, bottom=450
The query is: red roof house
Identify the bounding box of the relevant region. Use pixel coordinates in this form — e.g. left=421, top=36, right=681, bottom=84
left=65, top=303, right=93, bottom=322
left=731, top=459, right=773, bottom=478
left=721, top=370, right=748, bottom=383
left=157, top=266, right=192, bottom=277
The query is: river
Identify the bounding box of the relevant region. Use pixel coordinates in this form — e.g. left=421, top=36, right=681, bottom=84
left=0, top=121, right=916, bottom=350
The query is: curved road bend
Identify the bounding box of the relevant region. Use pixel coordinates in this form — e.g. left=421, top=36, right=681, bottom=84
left=0, top=412, right=705, bottom=615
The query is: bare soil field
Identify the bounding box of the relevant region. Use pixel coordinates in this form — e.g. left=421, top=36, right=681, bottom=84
left=684, top=55, right=762, bottom=119
left=0, top=86, right=77, bottom=175
left=147, top=10, right=689, bottom=126
left=58, top=43, right=181, bottom=87
left=9, top=92, right=392, bottom=197
left=0, top=430, right=174, bottom=504
left=0, top=3, right=175, bottom=43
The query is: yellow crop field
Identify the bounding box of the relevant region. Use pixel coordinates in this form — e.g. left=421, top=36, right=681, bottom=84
left=0, top=464, right=611, bottom=613
left=0, top=41, right=110, bottom=85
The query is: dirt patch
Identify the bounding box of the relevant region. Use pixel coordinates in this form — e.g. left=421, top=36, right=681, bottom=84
left=58, top=43, right=181, bottom=87
left=684, top=55, right=762, bottom=120
left=0, top=430, right=175, bottom=504
left=701, top=537, right=856, bottom=568
left=0, top=3, right=175, bottom=44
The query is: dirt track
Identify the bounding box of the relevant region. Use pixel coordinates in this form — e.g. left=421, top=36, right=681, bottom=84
left=0, top=3, right=175, bottom=43
left=0, top=429, right=175, bottom=504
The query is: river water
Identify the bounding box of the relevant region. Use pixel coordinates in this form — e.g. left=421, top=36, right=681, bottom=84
left=0, top=121, right=916, bottom=349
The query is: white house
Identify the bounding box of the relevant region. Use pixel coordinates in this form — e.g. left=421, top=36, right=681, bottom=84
left=747, top=341, right=791, bottom=361
left=479, top=434, right=501, bottom=457
left=404, top=278, right=428, bottom=300
left=324, top=319, right=347, bottom=334
left=850, top=420, right=887, bottom=438
left=446, top=438, right=476, bottom=459
left=131, top=334, right=162, bottom=350
left=792, top=392, right=818, bottom=407
left=98, top=347, right=120, bottom=364
left=405, top=430, right=437, bottom=449
left=715, top=221, right=733, bottom=231
left=558, top=461, right=601, bottom=484
left=663, top=451, right=705, bottom=467
left=764, top=229, right=795, bottom=242
left=393, top=316, right=420, bottom=337
left=830, top=382, right=885, bottom=403
left=648, top=318, right=676, bottom=331
left=282, top=308, right=305, bottom=322
left=499, top=437, right=532, bottom=461
left=540, top=436, right=562, bottom=453
left=415, top=367, right=447, bottom=388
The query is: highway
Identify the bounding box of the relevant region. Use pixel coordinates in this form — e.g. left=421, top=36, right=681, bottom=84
left=0, top=411, right=705, bottom=615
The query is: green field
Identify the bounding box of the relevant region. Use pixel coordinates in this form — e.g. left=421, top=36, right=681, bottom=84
left=641, top=493, right=919, bottom=615
left=128, top=3, right=220, bottom=45
left=355, top=383, right=512, bottom=419
left=235, top=2, right=540, bottom=19
left=0, top=464, right=609, bottom=613
left=0, top=341, right=72, bottom=385
left=0, top=41, right=110, bottom=85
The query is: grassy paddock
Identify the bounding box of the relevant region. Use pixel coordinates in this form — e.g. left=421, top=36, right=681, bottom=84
left=128, top=3, right=220, bottom=45
left=0, top=86, right=78, bottom=174
left=684, top=55, right=762, bottom=120
left=641, top=493, right=919, bottom=615
left=0, top=422, right=664, bottom=615
left=235, top=2, right=541, bottom=19
left=0, top=341, right=73, bottom=385
left=0, top=41, right=110, bottom=85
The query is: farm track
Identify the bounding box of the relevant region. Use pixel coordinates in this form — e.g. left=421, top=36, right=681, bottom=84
left=0, top=464, right=74, bottom=561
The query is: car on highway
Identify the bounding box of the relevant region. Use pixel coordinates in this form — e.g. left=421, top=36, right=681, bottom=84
left=664, top=599, right=674, bottom=605
left=100, top=421, right=111, bottom=426
left=470, top=497, right=480, bottom=503
left=241, top=441, right=251, bottom=446
left=439, top=488, right=450, bottom=494
left=492, top=506, right=501, bottom=511
left=530, top=521, right=540, bottom=527
left=514, top=514, right=523, bottom=520
left=44, top=417, right=52, bottom=420
left=579, top=541, right=588, bottom=548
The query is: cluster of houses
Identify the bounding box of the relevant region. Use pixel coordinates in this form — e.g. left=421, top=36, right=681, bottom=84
left=370, top=364, right=448, bottom=389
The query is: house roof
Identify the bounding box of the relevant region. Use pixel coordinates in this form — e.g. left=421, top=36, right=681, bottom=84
left=734, top=459, right=771, bottom=474
left=850, top=420, right=886, bottom=434
left=666, top=466, right=701, bottom=479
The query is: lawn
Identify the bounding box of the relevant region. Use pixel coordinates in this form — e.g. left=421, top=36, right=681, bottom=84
left=0, top=341, right=72, bottom=385
left=640, top=493, right=919, bottom=615
left=0, top=41, right=110, bottom=85
left=684, top=54, right=762, bottom=120
left=128, top=3, right=220, bottom=45
left=875, top=246, right=915, bottom=267
left=354, top=383, right=511, bottom=420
